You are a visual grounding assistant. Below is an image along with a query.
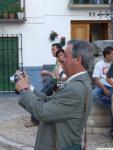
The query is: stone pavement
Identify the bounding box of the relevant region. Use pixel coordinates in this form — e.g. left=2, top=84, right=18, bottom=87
left=0, top=94, right=113, bottom=150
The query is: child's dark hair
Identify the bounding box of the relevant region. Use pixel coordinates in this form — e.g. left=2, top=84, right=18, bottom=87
left=103, top=46, right=113, bottom=58
left=52, top=43, right=62, bottom=50
left=56, top=49, right=65, bottom=57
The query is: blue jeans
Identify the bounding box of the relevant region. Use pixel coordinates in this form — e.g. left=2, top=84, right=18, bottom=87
left=93, top=85, right=113, bottom=130
left=93, top=85, right=113, bottom=107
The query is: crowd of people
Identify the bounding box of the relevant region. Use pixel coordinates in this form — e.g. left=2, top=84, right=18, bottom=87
left=14, top=40, right=113, bottom=150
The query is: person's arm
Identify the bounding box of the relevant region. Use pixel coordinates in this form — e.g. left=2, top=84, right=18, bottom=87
left=15, top=72, right=49, bottom=102
left=92, top=62, right=110, bottom=95
left=94, top=78, right=110, bottom=95
left=106, top=62, right=113, bottom=86
left=40, top=70, right=52, bottom=77
left=33, top=88, right=49, bottom=102
left=106, top=78, right=113, bottom=86
left=18, top=81, right=87, bottom=123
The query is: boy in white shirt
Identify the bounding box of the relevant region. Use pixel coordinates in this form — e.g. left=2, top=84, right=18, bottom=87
left=92, top=46, right=113, bottom=139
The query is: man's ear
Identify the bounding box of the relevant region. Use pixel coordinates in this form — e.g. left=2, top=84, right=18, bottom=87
left=74, top=56, right=82, bottom=64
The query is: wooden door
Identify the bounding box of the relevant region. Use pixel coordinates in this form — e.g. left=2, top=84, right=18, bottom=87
left=71, top=23, right=90, bottom=41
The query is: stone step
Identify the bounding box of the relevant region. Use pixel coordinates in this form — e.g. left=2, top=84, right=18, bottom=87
left=88, top=101, right=111, bottom=127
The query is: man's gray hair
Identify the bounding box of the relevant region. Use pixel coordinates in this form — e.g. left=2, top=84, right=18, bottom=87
left=67, top=40, right=94, bottom=70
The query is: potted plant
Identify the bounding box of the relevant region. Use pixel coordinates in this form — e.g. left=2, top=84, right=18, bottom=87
left=0, top=0, right=22, bottom=19
left=16, top=7, right=25, bottom=19
left=49, top=31, right=58, bottom=41
left=8, top=4, right=16, bottom=19
left=60, top=36, right=66, bottom=46
left=8, top=2, right=21, bottom=19
left=3, top=8, right=9, bottom=19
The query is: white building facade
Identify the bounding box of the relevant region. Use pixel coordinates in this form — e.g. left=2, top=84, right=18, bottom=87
left=0, top=0, right=111, bottom=91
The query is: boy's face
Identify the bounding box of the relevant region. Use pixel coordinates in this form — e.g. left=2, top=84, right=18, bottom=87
left=57, top=52, right=65, bottom=63
left=106, top=51, right=113, bottom=62
left=51, top=46, right=58, bottom=57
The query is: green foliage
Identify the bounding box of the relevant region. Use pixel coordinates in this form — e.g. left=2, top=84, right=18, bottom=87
left=49, top=31, right=58, bottom=41
left=0, top=0, right=23, bottom=13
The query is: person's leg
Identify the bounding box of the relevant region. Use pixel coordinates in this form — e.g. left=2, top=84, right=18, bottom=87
left=111, top=95, right=113, bottom=116
left=104, top=85, right=113, bottom=135
left=93, top=86, right=111, bottom=107
left=31, top=116, right=40, bottom=125
left=93, top=86, right=113, bottom=139
left=110, top=95, right=113, bottom=139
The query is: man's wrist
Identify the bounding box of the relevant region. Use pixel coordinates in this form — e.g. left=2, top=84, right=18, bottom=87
left=19, top=85, right=34, bottom=93
left=20, top=87, right=29, bottom=93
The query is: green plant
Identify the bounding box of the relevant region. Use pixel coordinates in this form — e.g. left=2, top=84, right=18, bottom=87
left=8, top=3, right=23, bottom=14
left=0, top=0, right=23, bottom=14
left=49, top=31, right=58, bottom=41
left=60, top=36, right=66, bottom=46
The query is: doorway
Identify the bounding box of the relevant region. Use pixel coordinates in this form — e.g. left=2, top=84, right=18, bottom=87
left=71, top=21, right=109, bottom=42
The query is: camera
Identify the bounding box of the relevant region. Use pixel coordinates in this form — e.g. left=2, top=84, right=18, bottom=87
left=10, top=70, right=23, bottom=83
left=10, top=70, right=24, bottom=94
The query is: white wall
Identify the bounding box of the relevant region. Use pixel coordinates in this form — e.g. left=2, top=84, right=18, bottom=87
left=0, top=0, right=110, bottom=66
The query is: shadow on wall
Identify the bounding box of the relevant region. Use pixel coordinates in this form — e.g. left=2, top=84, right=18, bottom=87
left=93, top=40, right=113, bottom=56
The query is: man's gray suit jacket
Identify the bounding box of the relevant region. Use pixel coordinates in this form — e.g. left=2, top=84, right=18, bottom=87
left=19, top=73, right=92, bottom=150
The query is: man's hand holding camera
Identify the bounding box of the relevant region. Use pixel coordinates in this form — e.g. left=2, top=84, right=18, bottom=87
left=13, top=71, right=30, bottom=93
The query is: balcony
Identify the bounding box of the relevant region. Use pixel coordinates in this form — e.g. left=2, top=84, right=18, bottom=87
left=0, top=0, right=26, bottom=23
left=68, top=0, right=110, bottom=8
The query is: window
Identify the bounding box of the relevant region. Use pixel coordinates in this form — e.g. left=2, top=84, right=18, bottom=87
left=0, top=34, right=23, bottom=92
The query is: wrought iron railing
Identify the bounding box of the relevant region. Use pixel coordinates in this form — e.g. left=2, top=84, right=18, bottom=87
left=69, top=0, right=111, bottom=4
left=0, top=34, right=23, bottom=93
left=0, top=0, right=26, bottom=22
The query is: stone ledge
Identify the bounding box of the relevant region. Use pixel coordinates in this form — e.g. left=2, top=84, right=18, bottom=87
left=87, top=127, right=111, bottom=136
left=87, top=101, right=111, bottom=127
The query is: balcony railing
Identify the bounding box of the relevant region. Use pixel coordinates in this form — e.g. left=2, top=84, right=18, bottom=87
left=0, top=0, right=26, bottom=23
left=69, top=0, right=111, bottom=4
left=68, top=0, right=111, bottom=8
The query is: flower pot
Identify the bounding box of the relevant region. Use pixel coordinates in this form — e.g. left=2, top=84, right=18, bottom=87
left=3, top=13, right=8, bottom=19
left=60, top=37, right=66, bottom=46
left=9, top=13, right=15, bottom=19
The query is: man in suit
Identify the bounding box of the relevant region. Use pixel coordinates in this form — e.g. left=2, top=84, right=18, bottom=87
left=15, top=40, right=94, bottom=150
